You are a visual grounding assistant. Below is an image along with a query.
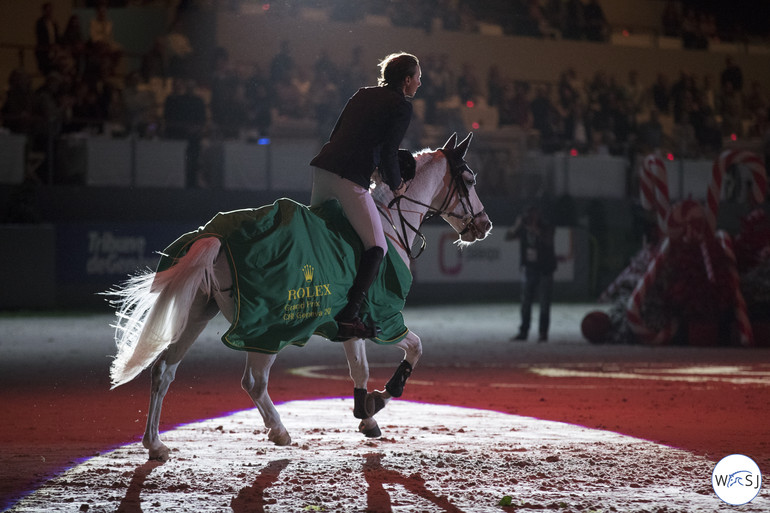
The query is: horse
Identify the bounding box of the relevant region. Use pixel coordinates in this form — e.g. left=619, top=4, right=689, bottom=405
left=107, top=132, right=492, bottom=461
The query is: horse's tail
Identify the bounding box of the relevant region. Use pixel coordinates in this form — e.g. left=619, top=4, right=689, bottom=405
left=108, top=237, right=222, bottom=389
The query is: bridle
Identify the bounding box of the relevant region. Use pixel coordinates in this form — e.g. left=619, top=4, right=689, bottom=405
left=377, top=149, right=486, bottom=259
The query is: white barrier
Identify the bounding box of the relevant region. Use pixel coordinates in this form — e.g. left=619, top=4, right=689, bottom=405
left=0, top=132, right=26, bottom=184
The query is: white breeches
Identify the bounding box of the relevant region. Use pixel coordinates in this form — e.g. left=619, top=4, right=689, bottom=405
left=310, top=168, right=387, bottom=253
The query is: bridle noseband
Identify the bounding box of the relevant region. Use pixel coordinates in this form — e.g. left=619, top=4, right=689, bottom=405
left=378, top=149, right=486, bottom=259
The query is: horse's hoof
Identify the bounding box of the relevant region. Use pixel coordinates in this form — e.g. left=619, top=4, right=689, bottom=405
left=148, top=445, right=170, bottom=462
left=366, top=390, right=389, bottom=417
left=358, top=419, right=382, bottom=438
left=268, top=427, right=292, bottom=446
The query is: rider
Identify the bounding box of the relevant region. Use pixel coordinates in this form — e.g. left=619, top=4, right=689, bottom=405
left=310, top=51, right=421, bottom=340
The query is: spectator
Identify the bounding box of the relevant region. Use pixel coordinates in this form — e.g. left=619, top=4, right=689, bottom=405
left=60, top=14, right=86, bottom=79
left=122, top=71, right=157, bottom=137
left=486, top=64, right=505, bottom=108
left=88, top=0, right=122, bottom=76
left=1, top=69, right=35, bottom=135
left=744, top=80, right=768, bottom=119
left=720, top=56, right=743, bottom=93
left=498, top=80, right=532, bottom=128
left=165, top=21, right=194, bottom=79
left=719, top=80, right=744, bottom=137
left=635, top=107, right=664, bottom=154
left=209, top=47, right=245, bottom=138
left=530, top=83, right=561, bottom=152
left=456, top=62, right=481, bottom=105
left=623, top=70, right=646, bottom=123
left=141, top=36, right=167, bottom=82
left=34, top=2, right=60, bottom=76
left=680, top=8, right=701, bottom=49
left=244, top=64, right=272, bottom=136
left=562, top=0, right=584, bottom=40
left=562, top=98, right=591, bottom=153
left=651, top=73, right=671, bottom=114
left=65, top=80, right=106, bottom=133
left=661, top=0, right=681, bottom=37
left=270, top=40, right=295, bottom=83
left=583, top=0, right=609, bottom=42
left=163, top=78, right=207, bottom=187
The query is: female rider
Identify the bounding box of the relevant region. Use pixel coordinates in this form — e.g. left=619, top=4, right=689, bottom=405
left=310, top=51, right=421, bottom=340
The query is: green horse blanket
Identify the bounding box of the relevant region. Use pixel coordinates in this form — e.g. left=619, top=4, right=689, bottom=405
left=157, top=198, right=412, bottom=353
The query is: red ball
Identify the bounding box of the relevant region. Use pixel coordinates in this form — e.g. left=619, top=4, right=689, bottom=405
left=581, top=311, right=611, bottom=343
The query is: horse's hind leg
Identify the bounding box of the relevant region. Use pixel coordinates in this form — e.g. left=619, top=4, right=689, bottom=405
left=143, top=291, right=219, bottom=461
left=241, top=352, right=291, bottom=446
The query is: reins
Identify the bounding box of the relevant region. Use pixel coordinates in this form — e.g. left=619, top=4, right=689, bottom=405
left=377, top=149, right=485, bottom=260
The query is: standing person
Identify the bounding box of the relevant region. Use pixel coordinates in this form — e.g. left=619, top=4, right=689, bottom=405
left=310, top=52, right=421, bottom=340
left=506, top=205, right=557, bottom=342
left=35, top=2, right=60, bottom=76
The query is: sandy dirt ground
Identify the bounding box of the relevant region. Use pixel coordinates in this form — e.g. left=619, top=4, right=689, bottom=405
left=1, top=303, right=768, bottom=512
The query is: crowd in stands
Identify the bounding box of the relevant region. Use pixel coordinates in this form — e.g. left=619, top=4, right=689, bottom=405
left=2, top=0, right=770, bottom=188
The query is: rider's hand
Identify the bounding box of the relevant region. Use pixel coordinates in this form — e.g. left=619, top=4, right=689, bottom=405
left=394, top=180, right=407, bottom=197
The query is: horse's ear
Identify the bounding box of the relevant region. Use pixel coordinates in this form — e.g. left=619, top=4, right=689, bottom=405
left=442, top=133, right=458, bottom=151
left=456, top=132, right=473, bottom=159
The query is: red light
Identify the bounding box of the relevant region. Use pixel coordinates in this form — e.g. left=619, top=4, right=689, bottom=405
left=262, top=3, right=270, bottom=11
left=466, top=100, right=475, bottom=108
left=730, top=133, right=737, bottom=141
left=667, top=153, right=674, bottom=160
left=622, top=29, right=630, bottom=37
left=472, top=122, right=480, bottom=129
left=570, top=148, right=578, bottom=156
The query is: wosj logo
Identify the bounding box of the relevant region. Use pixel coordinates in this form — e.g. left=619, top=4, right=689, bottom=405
left=712, top=454, right=762, bottom=505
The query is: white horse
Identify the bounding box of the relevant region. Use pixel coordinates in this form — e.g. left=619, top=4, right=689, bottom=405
left=107, top=133, right=492, bottom=461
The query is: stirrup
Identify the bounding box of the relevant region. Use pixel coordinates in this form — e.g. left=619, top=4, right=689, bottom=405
left=334, top=316, right=380, bottom=341
left=385, top=360, right=412, bottom=398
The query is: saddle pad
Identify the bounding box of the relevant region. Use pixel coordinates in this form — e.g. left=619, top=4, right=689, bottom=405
left=157, top=198, right=412, bottom=353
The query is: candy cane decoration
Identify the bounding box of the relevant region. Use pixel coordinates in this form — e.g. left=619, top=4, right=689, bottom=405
left=706, top=149, right=768, bottom=232
left=626, top=237, right=677, bottom=344
left=641, top=154, right=671, bottom=235
left=716, top=231, right=754, bottom=346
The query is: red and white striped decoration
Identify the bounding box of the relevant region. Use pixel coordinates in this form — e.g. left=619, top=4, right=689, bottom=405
left=706, top=149, right=768, bottom=232
left=626, top=238, right=677, bottom=344
left=716, top=231, right=754, bottom=346
left=641, top=154, right=671, bottom=235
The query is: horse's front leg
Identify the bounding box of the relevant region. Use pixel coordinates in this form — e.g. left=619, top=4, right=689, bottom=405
left=143, top=292, right=219, bottom=461
left=342, top=338, right=382, bottom=437
left=241, top=352, right=291, bottom=446
left=367, top=330, right=423, bottom=416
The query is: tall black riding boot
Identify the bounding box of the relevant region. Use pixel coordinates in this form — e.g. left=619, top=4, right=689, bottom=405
left=335, top=246, right=384, bottom=340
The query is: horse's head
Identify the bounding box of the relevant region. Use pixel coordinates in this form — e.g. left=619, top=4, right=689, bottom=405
left=434, top=133, right=493, bottom=245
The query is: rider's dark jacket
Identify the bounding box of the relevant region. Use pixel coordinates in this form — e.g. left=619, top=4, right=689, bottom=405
left=310, top=85, right=412, bottom=192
